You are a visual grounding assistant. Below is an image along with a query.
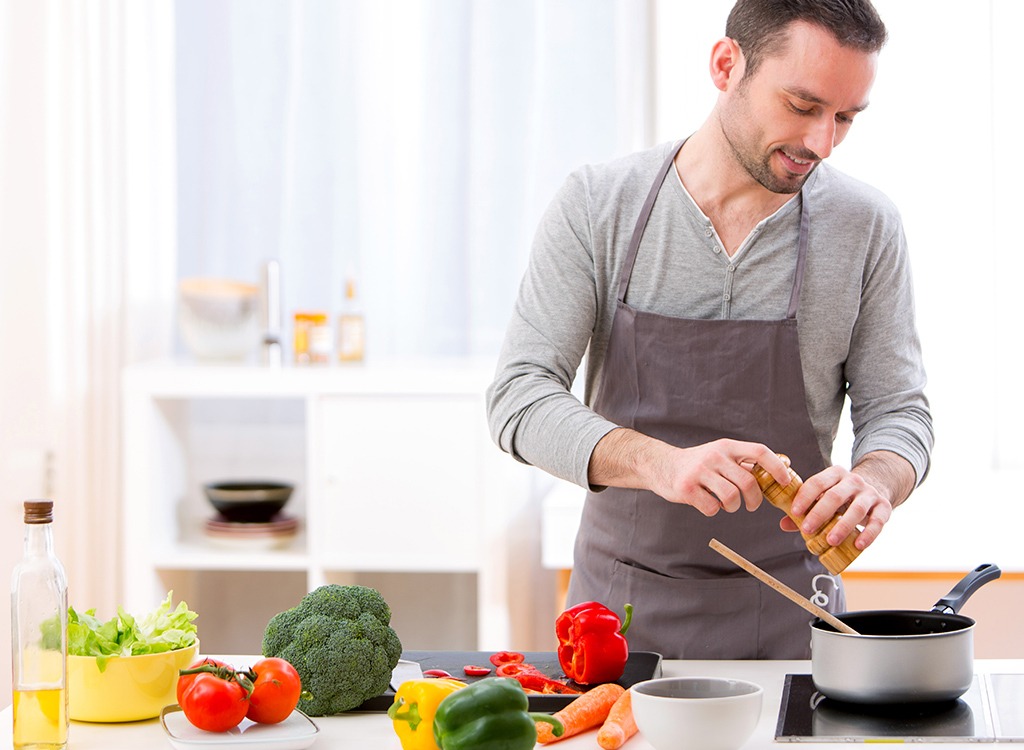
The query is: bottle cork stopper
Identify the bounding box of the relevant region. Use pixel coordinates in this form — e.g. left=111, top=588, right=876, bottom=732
left=751, top=455, right=861, bottom=575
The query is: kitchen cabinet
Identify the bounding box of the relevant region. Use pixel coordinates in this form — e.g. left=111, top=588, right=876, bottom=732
left=121, top=359, right=536, bottom=655
left=313, top=395, right=482, bottom=572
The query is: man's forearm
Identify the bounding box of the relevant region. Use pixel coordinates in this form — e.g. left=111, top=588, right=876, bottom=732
left=587, top=428, right=790, bottom=516
left=851, top=450, right=917, bottom=509
left=587, top=427, right=670, bottom=490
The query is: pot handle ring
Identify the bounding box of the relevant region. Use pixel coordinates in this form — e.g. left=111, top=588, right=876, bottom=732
left=931, top=563, right=1001, bottom=614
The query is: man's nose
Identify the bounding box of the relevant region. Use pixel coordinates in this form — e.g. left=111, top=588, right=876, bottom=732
left=805, top=118, right=836, bottom=160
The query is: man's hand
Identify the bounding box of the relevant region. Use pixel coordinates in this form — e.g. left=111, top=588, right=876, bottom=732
left=588, top=429, right=791, bottom=516
left=784, top=450, right=917, bottom=550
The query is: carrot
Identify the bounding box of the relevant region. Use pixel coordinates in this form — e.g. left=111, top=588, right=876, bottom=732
left=596, top=688, right=638, bottom=749
left=536, top=683, right=625, bottom=744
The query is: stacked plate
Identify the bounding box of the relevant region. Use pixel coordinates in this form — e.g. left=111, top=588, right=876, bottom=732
left=202, top=481, right=299, bottom=550
left=204, top=515, right=299, bottom=551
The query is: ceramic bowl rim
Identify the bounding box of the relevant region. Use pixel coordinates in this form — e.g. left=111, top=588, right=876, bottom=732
left=631, top=675, right=764, bottom=701
left=204, top=480, right=294, bottom=501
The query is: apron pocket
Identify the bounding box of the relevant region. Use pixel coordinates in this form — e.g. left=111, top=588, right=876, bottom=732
left=610, top=559, right=762, bottom=659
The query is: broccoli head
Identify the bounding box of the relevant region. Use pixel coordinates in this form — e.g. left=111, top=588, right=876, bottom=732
left=262, top=584, right=403, bottom=715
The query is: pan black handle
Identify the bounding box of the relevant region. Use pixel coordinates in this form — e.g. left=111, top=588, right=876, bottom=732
left=931, top=563, right=1002, bottom=614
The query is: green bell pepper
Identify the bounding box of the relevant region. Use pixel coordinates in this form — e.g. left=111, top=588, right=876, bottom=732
left=432, top=676, right=563, bottom=750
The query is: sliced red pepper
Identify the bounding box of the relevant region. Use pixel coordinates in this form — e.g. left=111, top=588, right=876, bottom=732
left=495, top=662, right=541, bottom=678
left=423, top=669, right=455, bottom=679
left=491, top=660, right=582, bottom=694
left=462, top=665, right=492, bottom=677
left=507, top=672, right=582, bottom=695
left=488, top=651, right=525, bottom=667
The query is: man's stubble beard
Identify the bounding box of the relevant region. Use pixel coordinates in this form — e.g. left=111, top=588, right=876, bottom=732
left=717, top=89, right=815, bottom=195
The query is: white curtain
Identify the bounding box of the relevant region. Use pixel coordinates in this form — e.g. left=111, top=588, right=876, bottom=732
left=45, top=0, right=178, bottom=603
left=174, top=0, right=652, bottom=359
left=0, top=0, right=177, bottom=706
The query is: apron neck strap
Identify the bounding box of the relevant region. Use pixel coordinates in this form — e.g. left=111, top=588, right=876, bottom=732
left=787, top=192, right=810, bottom=320
left=619, top=140, right=812, bottom=321
left=618, top=140, right=686, bottom=303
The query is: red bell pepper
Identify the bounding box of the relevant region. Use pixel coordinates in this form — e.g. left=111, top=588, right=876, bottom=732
left=556, top=601, right=633, bottom=685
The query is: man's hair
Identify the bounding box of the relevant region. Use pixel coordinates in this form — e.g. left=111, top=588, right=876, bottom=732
left=726, top=0, right=887, bottom=78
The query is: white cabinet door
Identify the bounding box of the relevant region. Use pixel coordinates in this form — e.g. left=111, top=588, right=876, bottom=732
left=314, top=394, right=484, bottom=571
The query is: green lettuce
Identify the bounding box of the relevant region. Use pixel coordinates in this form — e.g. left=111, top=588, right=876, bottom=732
left=67, top=591, right=198, bottom=672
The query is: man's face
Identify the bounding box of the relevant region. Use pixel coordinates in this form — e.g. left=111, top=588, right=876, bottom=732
left=718, top=21, right=878, bottom=194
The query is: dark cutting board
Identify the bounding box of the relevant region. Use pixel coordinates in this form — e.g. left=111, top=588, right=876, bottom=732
left=357, top=650, right=663, bottom=712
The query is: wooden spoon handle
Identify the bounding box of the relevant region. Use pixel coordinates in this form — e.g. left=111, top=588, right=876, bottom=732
left=709, top=538, right=859, bottom=636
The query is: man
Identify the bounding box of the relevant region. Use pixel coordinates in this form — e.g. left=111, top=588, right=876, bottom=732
left=486, top=0, right=932, bottom=659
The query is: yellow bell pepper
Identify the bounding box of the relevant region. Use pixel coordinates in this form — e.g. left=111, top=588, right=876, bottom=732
left=388, top=678, right=467, bottom=750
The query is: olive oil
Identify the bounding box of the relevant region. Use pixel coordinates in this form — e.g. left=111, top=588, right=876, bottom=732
left=13, top=687, right=68, bottom=749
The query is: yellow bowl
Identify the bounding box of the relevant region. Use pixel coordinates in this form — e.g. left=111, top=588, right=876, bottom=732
left=68, top=642, right=199, bottom=723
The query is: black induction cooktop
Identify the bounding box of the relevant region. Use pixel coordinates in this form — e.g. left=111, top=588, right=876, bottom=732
left=775, top=673, right=1024, bottom=742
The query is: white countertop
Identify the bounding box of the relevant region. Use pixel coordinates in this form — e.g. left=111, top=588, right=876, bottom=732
left=3, top=659, right=1021, bottom=749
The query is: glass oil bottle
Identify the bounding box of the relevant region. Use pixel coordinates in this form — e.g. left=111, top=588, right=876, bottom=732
left=11, top=500, right=68, bottom=750
left=336, top=277, right=365, bottom=363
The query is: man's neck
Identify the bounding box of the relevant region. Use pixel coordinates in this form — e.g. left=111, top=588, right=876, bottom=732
left=674, top=123, right=795, bottom=255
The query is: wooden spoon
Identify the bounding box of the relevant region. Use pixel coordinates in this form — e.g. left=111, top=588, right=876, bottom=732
left=709, top=538, right=859, bottom=636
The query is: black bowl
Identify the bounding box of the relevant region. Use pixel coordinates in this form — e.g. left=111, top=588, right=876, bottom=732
left=203, top=481, right=294, bottom=523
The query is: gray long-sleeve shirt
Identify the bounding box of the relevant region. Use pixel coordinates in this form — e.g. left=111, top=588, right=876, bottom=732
left=486, top=141, right=933, bottom=489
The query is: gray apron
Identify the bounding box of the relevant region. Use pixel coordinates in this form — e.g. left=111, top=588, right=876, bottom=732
left=566, top=141, right=845, bottom=659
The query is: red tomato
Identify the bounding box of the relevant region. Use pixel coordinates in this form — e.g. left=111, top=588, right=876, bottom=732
left=176, top=658, right=229, bottom=706
left=178, top=659, right=250, bottom=733
left=245, top=657, right=302, bottom=724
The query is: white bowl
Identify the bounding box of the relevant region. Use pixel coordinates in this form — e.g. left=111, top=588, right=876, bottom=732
left=178, top=277, right=259, bottom=361
left=630, top=676, right=763, bottom=750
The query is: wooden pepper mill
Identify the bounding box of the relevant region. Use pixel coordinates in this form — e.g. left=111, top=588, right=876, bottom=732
left=751, top=454, right=861, bottom=575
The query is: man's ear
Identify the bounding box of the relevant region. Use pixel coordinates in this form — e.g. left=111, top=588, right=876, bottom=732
left=709, top=37, right=745, bottom=92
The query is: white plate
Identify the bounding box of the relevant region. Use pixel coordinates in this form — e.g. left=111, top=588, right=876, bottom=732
left=160, top=705, right=319, bottom=750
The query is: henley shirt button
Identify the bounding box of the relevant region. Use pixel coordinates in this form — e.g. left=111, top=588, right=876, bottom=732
left=723, top=293, right=731, bottom=300
left=712, top=247, right=721, bottom=254
left=704, top=227, right=713, bottom=237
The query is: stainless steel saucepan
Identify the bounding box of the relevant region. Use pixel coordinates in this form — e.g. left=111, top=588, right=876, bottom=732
left=810, top=563, right=1001, bottom=704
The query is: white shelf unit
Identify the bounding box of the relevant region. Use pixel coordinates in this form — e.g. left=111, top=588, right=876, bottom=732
left=121, top=359, right=532, bottom=654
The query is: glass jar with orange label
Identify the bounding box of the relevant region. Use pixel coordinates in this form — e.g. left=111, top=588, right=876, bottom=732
left=293, top=312, right=331, bottom=365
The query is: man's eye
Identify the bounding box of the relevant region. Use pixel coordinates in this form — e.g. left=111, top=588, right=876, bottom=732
left=788, top=102, right=812, bottom=115
left=836, top=113, right=854, bottom=125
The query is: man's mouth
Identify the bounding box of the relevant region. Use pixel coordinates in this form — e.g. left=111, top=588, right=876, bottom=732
left=777, top=149, right=818, bottom=175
